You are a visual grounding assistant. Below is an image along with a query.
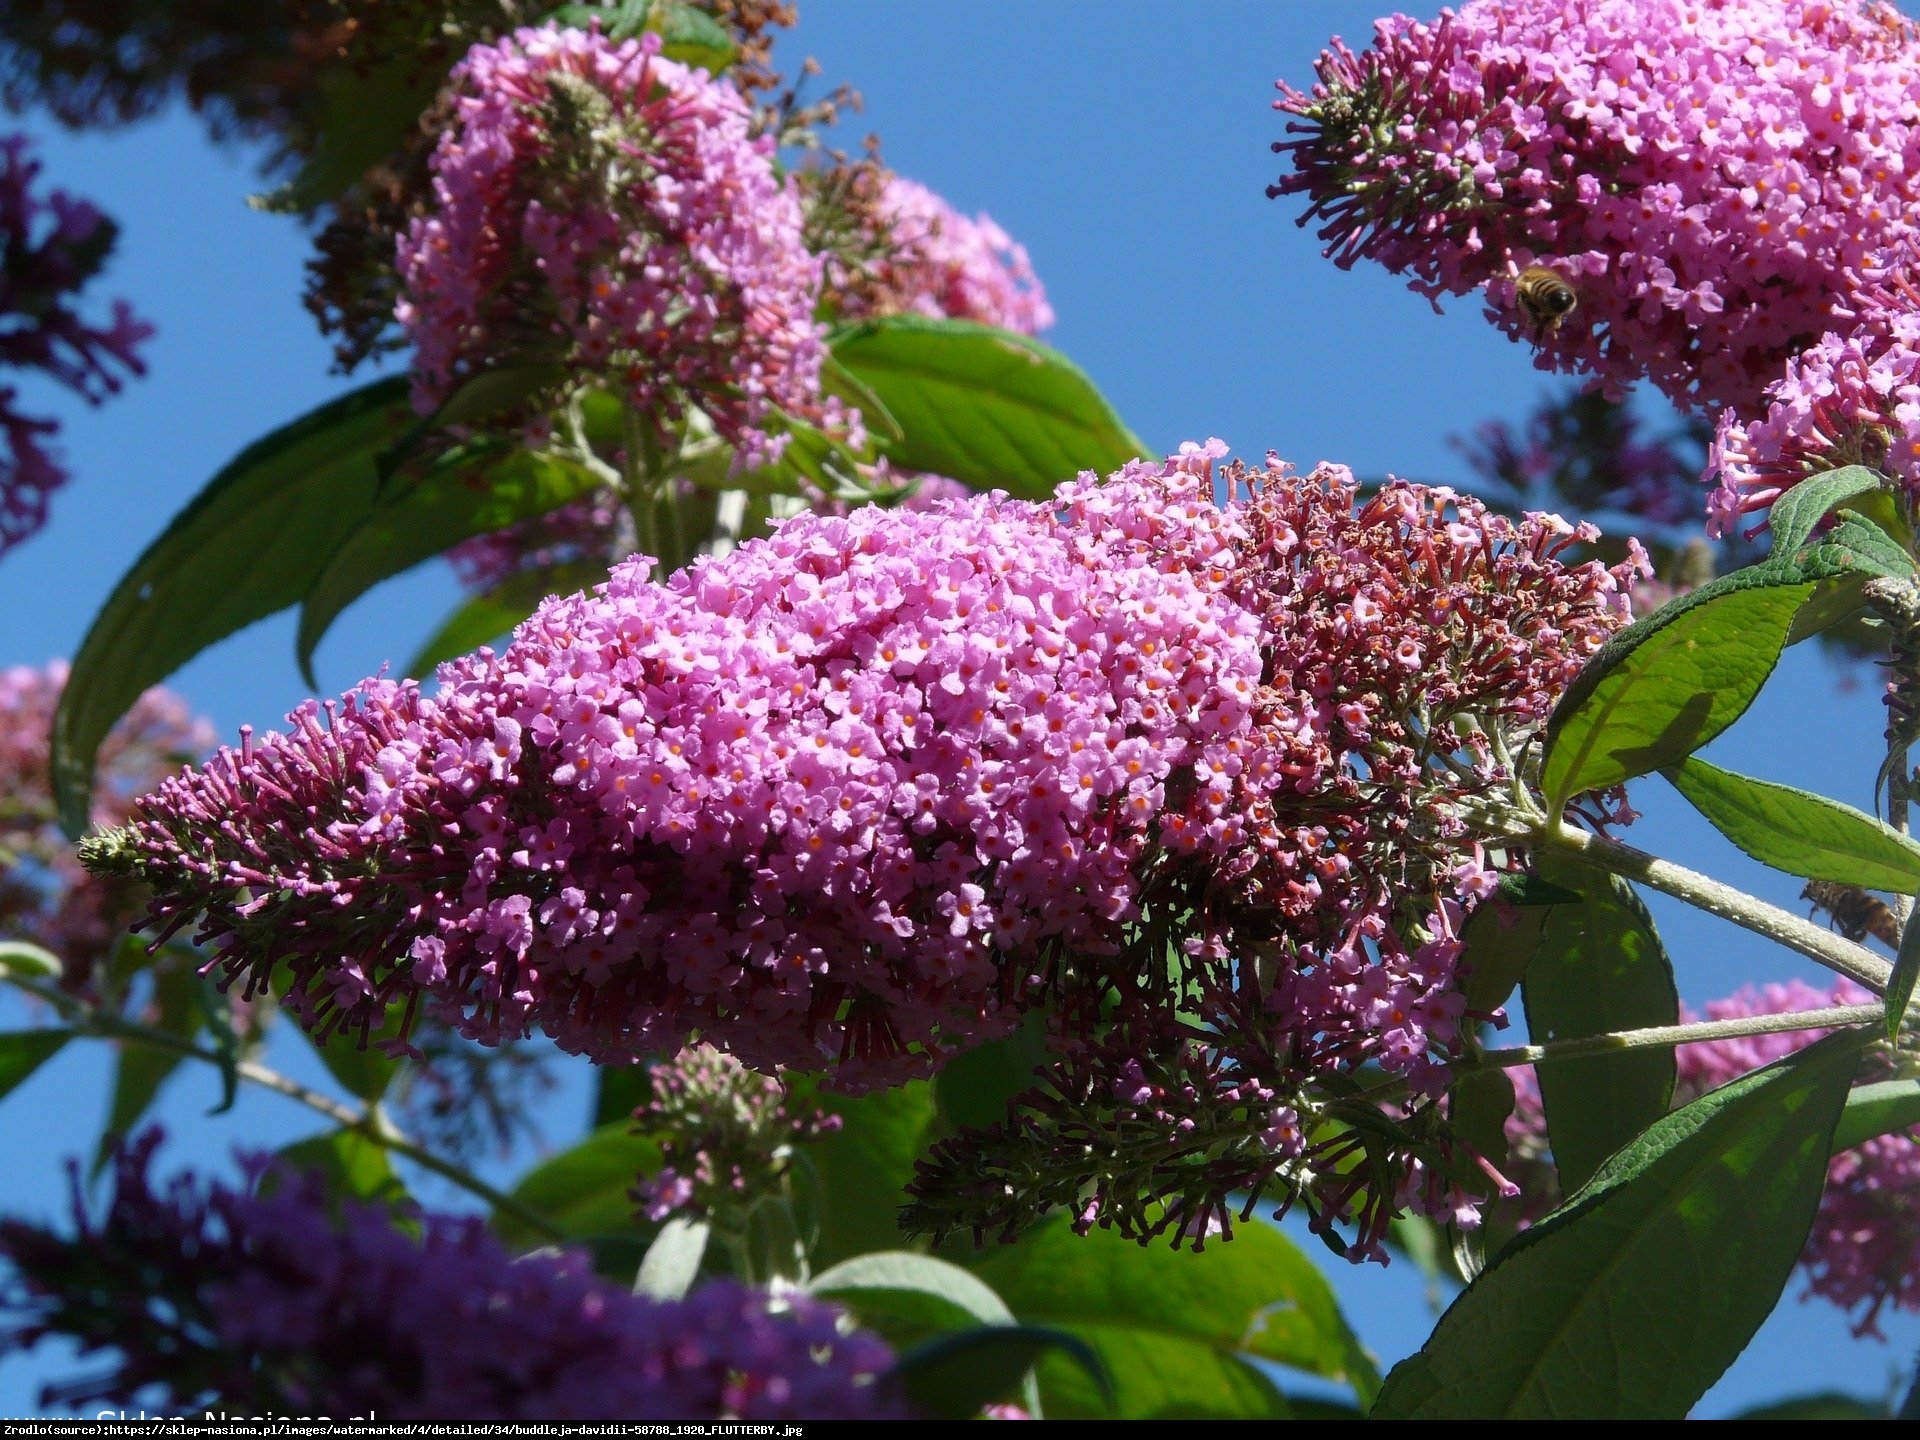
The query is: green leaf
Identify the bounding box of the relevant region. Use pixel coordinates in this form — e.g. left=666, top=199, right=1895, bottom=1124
left=592, top=1062, right=652, bottom=1131
left=404, top=560, right=609, bottom=678
left=1667, top=755, right=1920, bottom=893
left=0, top=941, right=62, bottom=980
left=934, top=1017, right=1049, bottom=1132
left=1541, top=552, right=1865, bottom=808
left=0, top=1030, right=71, bottom=1102
left=374, top=365, right=571, bottom=483
left=547, top=0, right=737, bottom=69
left=255, top=55, right=438, bottom=214
left=273, top=1128, right=410, bottom=1208
left=1833, top=1077, right=1920, bottom=1151
left=1521, top=856, right=1677, bottom=1194
left=1457, top=876, right=1580, bottom=1018
left=271, top=970, right=401, bottom=1104
left=967, top=1215, right=1379, bottom=1418
left=883, top=1325, right=1110, bottom=1421
left=633, top=1216, right=709, bottom=1300
left=1449, top=1069, right=1515, bottom=1193
left=1825, top=514, right=1919, bottom=579
left=1888, top=908, right=1920, bottom=1041
left=805, top=1081, right=939, bottom=1267
left=828, top=317, right=1147, bottom=500
left=495, top=1121, right=661, bottom=1248
left=1735, top=1392, right=1889, bottom=1420
left=1765, top=466, right=1883, bottom=556
left=54, top=379, right=413, bottom=834
left=1371, top=1027, right=1866, bottom=1420
left=297, top=448, right=600, bottom=685
left=811, top=1251, right=1015, bottom=1328
left=95, top=964, right=202, bottom=1171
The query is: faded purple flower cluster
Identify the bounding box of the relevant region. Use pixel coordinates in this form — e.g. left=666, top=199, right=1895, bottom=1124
left=0, top=661, right=211, bottom=987
left=396, top=25, right=828, bottom=469
left=95, top=446, right=1639, bottom=1251
left=635, top=1042, right=838, bottom=1223
left=1271, top=0, right=1920, bottom=416
left=1505, top=977, right=1919, bottom=1335
left=832, top=175, right=1054, bottom=336
left=0, top=1131, right=898, bottom=1419
left=0, top=134, right=150, bottom=557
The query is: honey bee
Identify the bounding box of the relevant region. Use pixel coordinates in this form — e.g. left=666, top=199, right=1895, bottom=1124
left=1514, top=265, right=1578, bottom=339
left=1802, top=879, right=1903, bottom=949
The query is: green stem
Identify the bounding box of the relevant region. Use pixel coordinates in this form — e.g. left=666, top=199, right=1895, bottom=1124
left=620, top=404, right=659, bottom=570
left=1462, top=1003, right=1881, bottom=1073
left=1538, top=822, right=1892, bottom=993
left=2, top=972, right=563, bottom=1242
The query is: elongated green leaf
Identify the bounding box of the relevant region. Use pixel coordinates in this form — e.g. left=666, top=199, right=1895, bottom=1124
left=1457, top=874, right=1582, bottom=1017
left=966, top=1215, right=1379, bottom=1418
left=0, top=941, right=62, bottom=980
left=494, top=1121, right=662, bottom=1248
left=1372, top=1028, right=1865, bottom=1419
left=884, top=1325, right=1109, bottom=1421
left=1736, top=1393, right=1888, bottom=1420
left=1826, top=514, right=1918, bottom=579
left=405, top=560, right=609, bottom=678
left=805, top=1081, right=938, bottom=1267
left=1522, top=856, right=1676, bottom=1193
left=274, top=1128, right=409, bottom=1208
left=811, top=1251, right=1014, bottom=1326
left=1888, top=910, right=1920, bottom=1041
left=95, top=965, right=202, bottom=1171
left=270, top=970, right=400, bottom=1104
left=297, top=449, right=600, bottom=685
left=549, top=0, right=738, bottom=68
left=1542, top=561, right=1836, bottom=808
left=1766, top=467, right=1883, bottom=556
left=54, top=379, right=413, bottom=833
left=592, top=1062, right=652, bottom=1132
left=256, top=55, right=438, bottom=215
left=1667, top=756, right=1920, bottom=893
left=634, top=1216, right=709, bottom=1300
left=1833, top=1077, right=1920, bottom=1151
left=0, top=1030, right=71, bottom=1102
left=829, top=317, right=1147, bottom=499
left=934, top=1017, right=1050, bottom=1132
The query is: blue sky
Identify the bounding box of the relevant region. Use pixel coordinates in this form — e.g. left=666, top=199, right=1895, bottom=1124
left=0, top=0, right=1913, bottom=1417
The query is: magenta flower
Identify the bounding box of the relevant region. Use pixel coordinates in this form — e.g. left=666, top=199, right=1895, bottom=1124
left=0, top=661, right=211, bottom=986
left=0, top=1130, right=899, bottom=1419
left=395, top=25, right=828, bottom=469
left=1271, top=0, right=1920, bottom=416
left=96, top=446, right=1639, bottom=1251
left=833, top=175, right=1054, bottom=336
left=634, top=1042, right=839, bottom=1223
left=0, top=134, right=151, bottom=556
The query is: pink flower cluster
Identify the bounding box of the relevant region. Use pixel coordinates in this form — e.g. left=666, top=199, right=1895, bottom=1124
left=1271, top=0, right=1920, bottom=416
left=0, top=661, right=211, bottom=983
left=101, top=443, right=1639, bottom=1204
left=0, top=134, right=151, bottom=557
left=834, top=176, right=1054, bottom=336
left=0, top=1130, right=899, bottom=1419
left=395, top=25, right=827, bottom=469
left=1506, top=977, right=1919, bottom=1335
left=634, top=1042, right=839, bottom=1223
left=1707, top=272, right=1920, bottom=533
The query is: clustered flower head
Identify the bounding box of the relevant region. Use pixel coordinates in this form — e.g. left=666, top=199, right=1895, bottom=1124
left=396, top=24, right=830, bottom=469
left=0, top=661, right=211, bottom=989
left=828, top=174, right=1054, bottom=336
left=0, top=1130, right=899, bottom=1419
left=0, top=133, right=151, bottom=557
left=93, top=445, right=1639, bottom=1253
left=634, top=1041, right=838, bottom=1223
left=1706, top=250, right=1920, bottom=533
left=1503, top=977, right=1920, bottom=1335
left=1271, top=0, right=1920, bottom=417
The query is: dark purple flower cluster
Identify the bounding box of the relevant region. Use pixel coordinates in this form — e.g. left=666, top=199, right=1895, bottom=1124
left=0, top=1131, right=899, bottom=1419
left=0, top=134, right=150, bottom=557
